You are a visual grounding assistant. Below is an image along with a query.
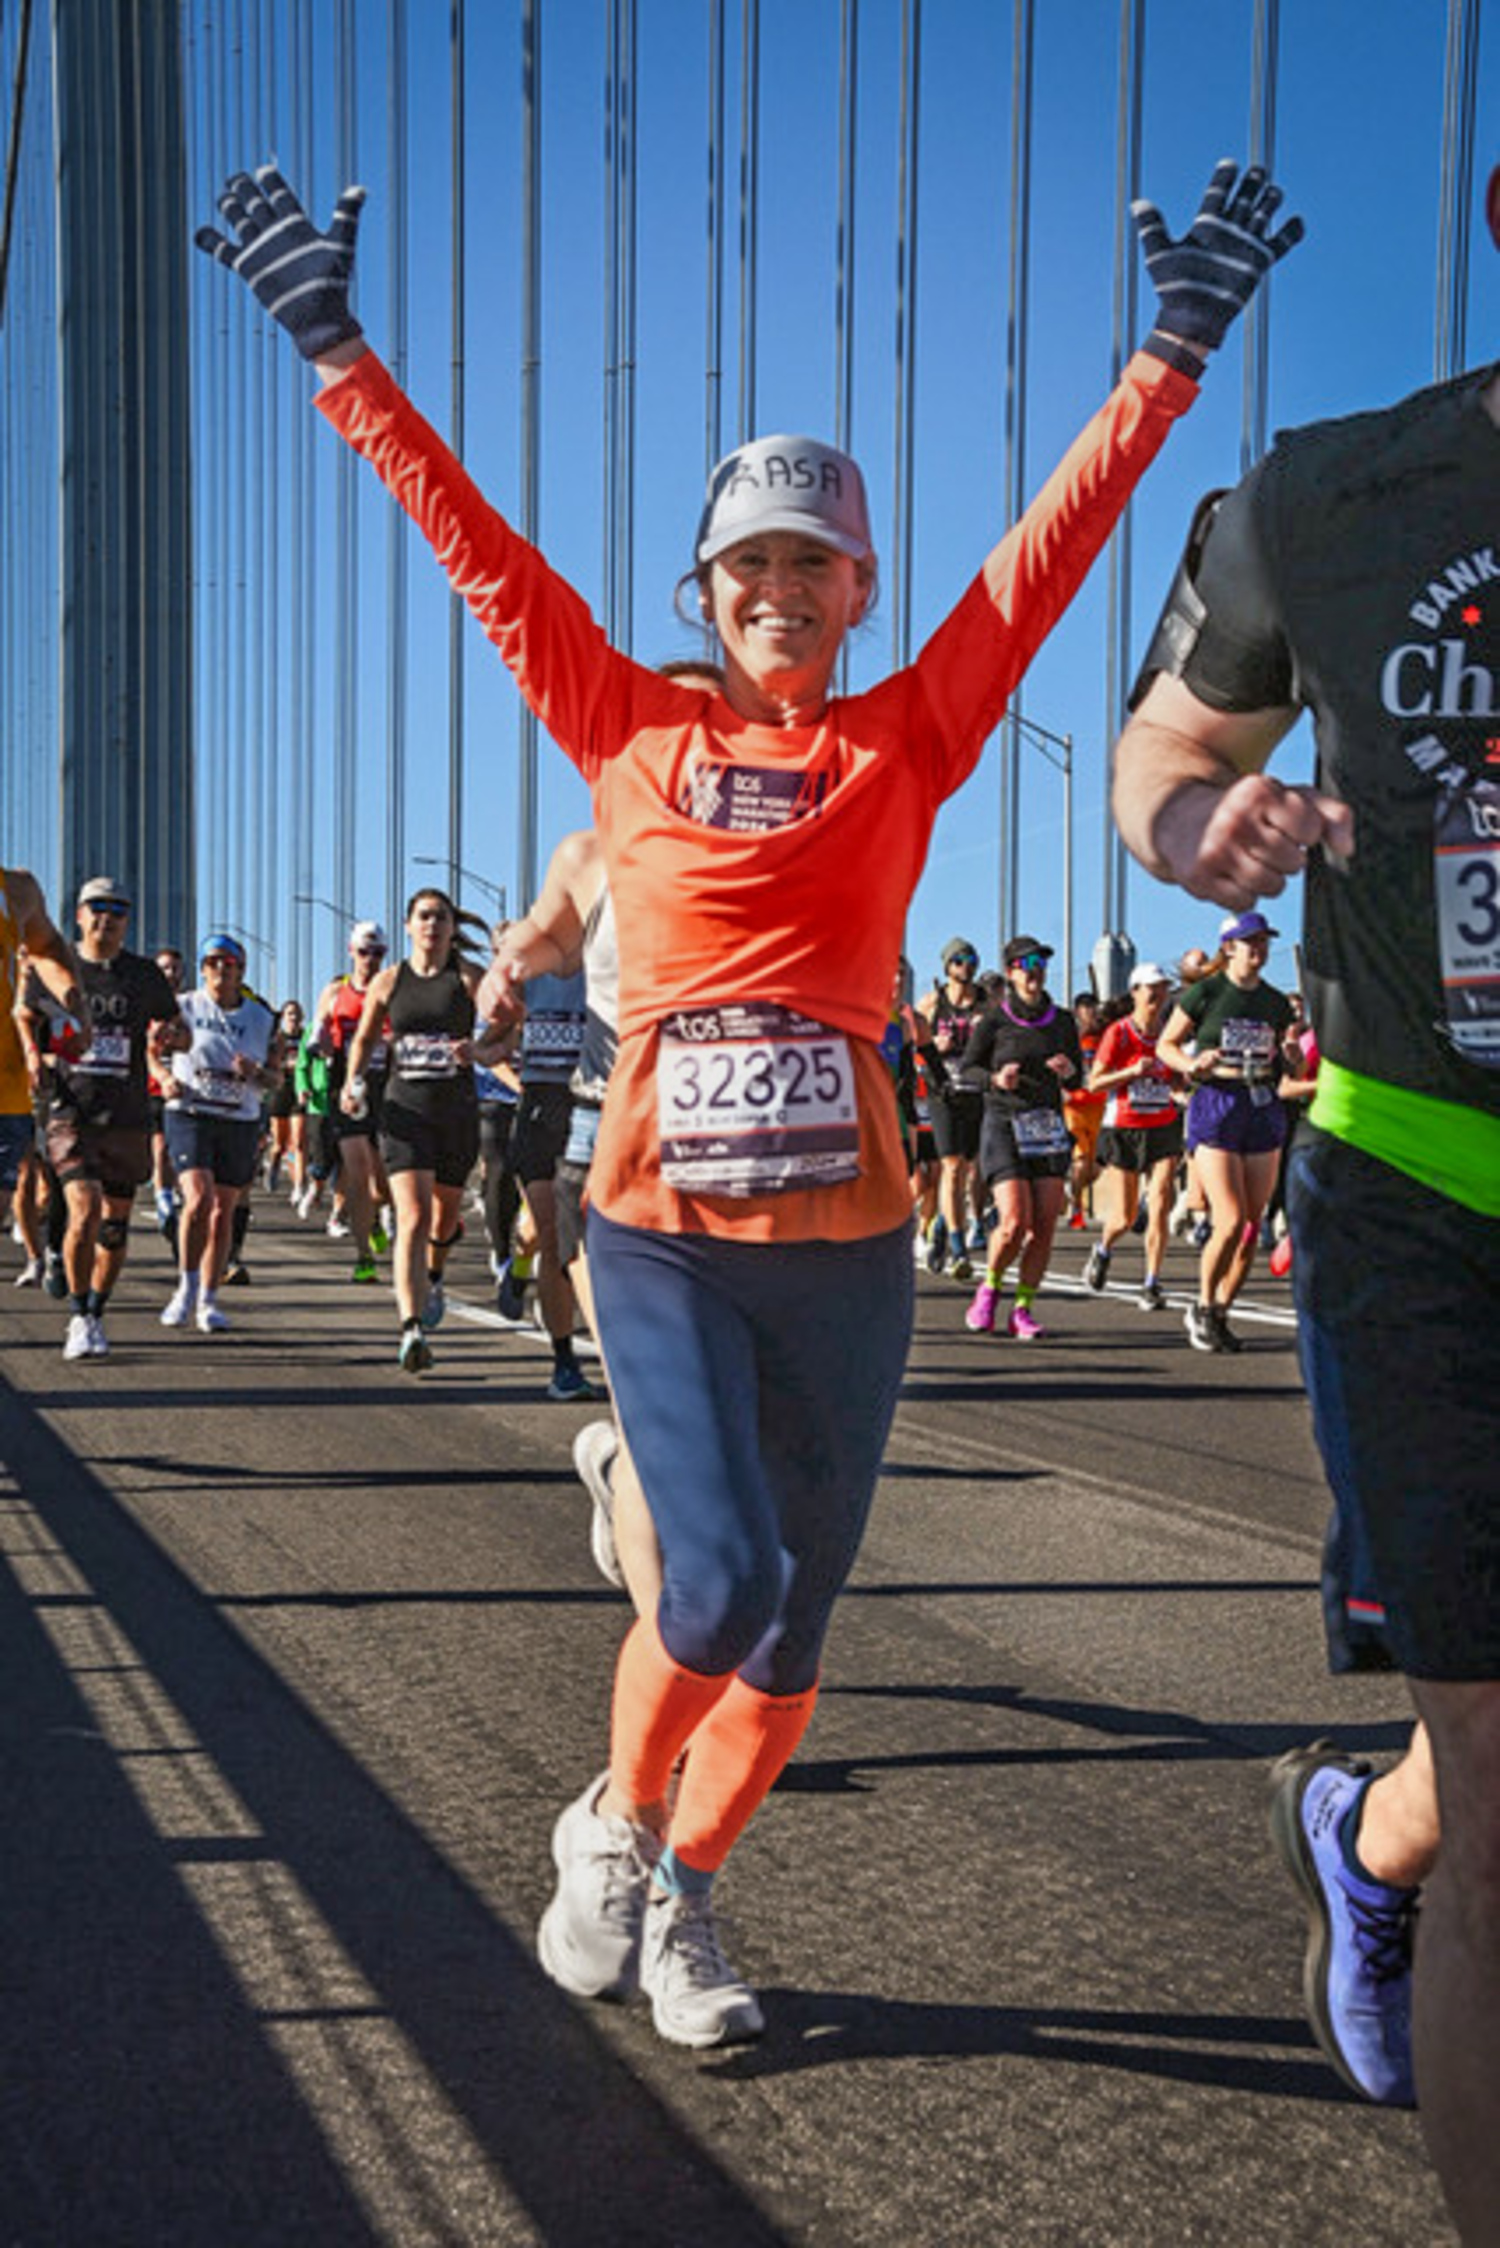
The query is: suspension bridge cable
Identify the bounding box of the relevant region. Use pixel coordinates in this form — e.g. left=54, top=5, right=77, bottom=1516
left=0, top=0, right=34, bottom=327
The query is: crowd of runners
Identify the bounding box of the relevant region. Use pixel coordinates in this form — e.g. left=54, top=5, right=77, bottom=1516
left=0, top=128, right=1494, bottom=2246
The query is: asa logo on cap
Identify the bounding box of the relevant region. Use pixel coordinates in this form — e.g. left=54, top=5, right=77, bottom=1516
left=724, top=449, right=849, bottom=500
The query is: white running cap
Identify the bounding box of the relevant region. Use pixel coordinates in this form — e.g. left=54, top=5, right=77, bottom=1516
left=696, top=434, right=873, bottom=566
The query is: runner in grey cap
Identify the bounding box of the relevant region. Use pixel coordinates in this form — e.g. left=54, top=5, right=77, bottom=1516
left=696, top=435, right=872, bottom=565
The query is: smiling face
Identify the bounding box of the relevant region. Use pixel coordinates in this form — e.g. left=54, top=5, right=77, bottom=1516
left=707, top=531, right=873, bottom=720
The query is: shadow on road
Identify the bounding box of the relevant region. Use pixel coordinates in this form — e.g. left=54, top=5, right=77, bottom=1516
left=705, top=1988, right=1347, bottom=2101
left=0, top=1378, right=788, bottom=2248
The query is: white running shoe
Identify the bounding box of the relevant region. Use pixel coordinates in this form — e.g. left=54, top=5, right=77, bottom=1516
left=196, top=1296, right=230, bottom=1334
left=295, top=1182, right=319, bottom=1219
left=325, top=1212, right=351, bottom=1240
left=85, top=1313, right=109, bottom=1358
left=639, top=1888, right=765, bottom=2049
left=536, top=1773, right=660, bottom=2000
left=572, top=1421, right=624, bottom=1589
left=161, top=1278, right=197, bottom=1328
left=13, top=1257, right=43, bottom=1288
left=63, top=1312, right=93, bottom=1361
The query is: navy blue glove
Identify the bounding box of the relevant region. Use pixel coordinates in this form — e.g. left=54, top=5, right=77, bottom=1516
left=195, top=164, right=366, bottom=361
left=1133, top=160, right=1303, bottom=354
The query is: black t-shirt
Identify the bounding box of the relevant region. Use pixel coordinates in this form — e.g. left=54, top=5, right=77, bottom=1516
left=1135, top=366, right=1500, bottom=1115
left=963, top=995, right=1082, bottom=1119
left=50, top=951, right=181, bottom=1130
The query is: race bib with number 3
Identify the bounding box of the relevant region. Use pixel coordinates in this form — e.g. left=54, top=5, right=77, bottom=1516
left=1435, top=781, right=1500, bottom=1069
left=658, top=1003, right=861, bottom=1196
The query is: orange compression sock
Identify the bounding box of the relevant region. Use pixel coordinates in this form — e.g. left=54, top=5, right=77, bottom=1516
left=666, top=1675, right=819, bottom=1875
left=609, top=1615, right=732, bottom=1810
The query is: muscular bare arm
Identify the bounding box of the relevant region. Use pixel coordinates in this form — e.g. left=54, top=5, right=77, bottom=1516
left=475, top=830, right=602, bottom=1026
left=344, top=965, right=399, bottom=1090
left=12, top=872, right=86, bottom=1017
left=1112, top=673, right=1353, bottom=912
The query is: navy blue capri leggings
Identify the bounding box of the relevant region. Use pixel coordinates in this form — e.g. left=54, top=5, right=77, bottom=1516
left=586, top=1208, right=914, bottom=1698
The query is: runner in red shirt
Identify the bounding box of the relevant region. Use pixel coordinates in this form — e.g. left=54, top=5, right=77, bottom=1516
left=1081, top=964, right=1183, bottom=1308
left=199, top=153, right=1300, bottom=2050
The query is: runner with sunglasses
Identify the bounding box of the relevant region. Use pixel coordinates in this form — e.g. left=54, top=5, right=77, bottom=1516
left=199, top=148, right=1300, bottom=2048
left=42, top=879, right=186, bottom=1360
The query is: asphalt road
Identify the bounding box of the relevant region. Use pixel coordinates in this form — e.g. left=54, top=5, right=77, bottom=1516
left=0, top=1198, right=1450, bottom=2247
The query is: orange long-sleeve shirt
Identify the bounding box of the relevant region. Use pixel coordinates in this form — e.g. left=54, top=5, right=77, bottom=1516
left=319, top=349, right=1197, bottom=1239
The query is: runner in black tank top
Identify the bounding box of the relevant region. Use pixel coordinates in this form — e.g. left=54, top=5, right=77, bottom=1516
left=343, top=887, right=493, bottom=1372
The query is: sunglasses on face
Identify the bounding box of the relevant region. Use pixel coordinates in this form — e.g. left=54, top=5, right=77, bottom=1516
left=1011, top=954, right=1046, bottom=974
left=949, top=952, right=978, bottom=969
left=202, top=955, right=240, bottom=970
left=85, top=902, right=128, bottom=918
left=355, top=947, right=386, bottom=958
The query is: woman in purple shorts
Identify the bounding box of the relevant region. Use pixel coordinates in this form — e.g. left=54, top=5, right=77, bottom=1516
left=1157, top=909, right=1293, bottom=1353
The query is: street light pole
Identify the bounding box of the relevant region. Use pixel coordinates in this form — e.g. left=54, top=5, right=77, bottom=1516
left=1006, top=709, right=1074, bottom=1003
left=412, top=856, right=508, bottom=919
left=220, top=920, right=277, bottom=992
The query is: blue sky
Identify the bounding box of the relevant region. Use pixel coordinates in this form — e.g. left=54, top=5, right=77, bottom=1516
left=30, top=2, right=1500, bottom=1000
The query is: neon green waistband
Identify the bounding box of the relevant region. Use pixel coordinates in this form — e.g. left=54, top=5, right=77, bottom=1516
left=1309, top=1058, right=1500, bottom=1218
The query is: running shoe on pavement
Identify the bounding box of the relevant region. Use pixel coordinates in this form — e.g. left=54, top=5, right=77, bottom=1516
left=572, top=1420, right=625, bottom=1589
left=1131, top=1204, right=1149, bottom=1235
left=156, top=1187, right=176, bottom=1230
left=548, top=1360, right=601, bottom=1403
left=949, top=1252, right=973, bottom=1284
left=923, top=1217, right=948, bottom=1276
left=399, top=1324, right=434, bottom=1374
left=350, top=1256, right=379, bottom=1284
left=1138, top=1277, right=1166, bottom=1312
left=1066, top=1209, right=1086, bottom=1230
left=1211, top=1305, right=1243, bottom=1354
left=1269, top=1236, right=1294, bottom=1279
left=43, top=1250, right=68, bottom=1300
left=1184, top=1301, right=1218, bottom=1353
left=639, top=1888, right=765, bottom=2048
left=369, top=1222, right=390, bottom=1255
left=13, top=1257, right=43, bottom=1289
left=196, top=1297, right=230, bottom=1333
left=1083, top=1245, right=1109, bottom=1292
left=966, top=1220, right=989, bottom=1254
left=1267, top=1743, right=1417, bottom=2108
left=1007, top=1304, right=1045, bottom=1341
left=1191, top=1215, right=1213, bottom=1250
left=63, top=1312, right=93, bottom=1362
left=85, top=1313, right=109, bottom=1358
left=223, top=1261, right=250, bottom=1287
left=495, top=1259, right=529, bottom=1324
left=326, top=1211, right=351, bottom=1241
left=964, top=1282, right=998, bottom=1334
left=419, top=1280, right=446, bottom=1332
left=537, top=1772, right=660, bottom=2000
left=295, top=1182, right=319, bottom=1220
left=161, top=1278, right=197, bottom=1327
